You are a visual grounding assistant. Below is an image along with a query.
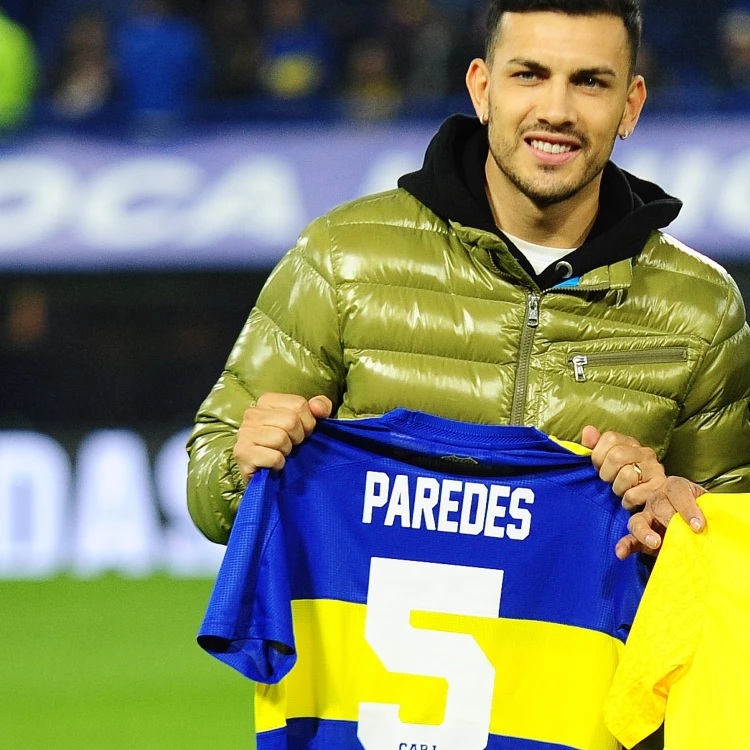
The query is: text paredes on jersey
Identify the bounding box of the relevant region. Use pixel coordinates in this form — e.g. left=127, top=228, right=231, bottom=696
left=362, top=471, right=534, bottom=540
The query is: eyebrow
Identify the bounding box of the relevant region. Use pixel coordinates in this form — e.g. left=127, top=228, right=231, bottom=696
left=507, top=58, right=619, bottom=79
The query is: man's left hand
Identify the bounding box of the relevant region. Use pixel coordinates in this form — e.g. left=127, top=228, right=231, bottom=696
left=581, top=426, right=707, bottom=560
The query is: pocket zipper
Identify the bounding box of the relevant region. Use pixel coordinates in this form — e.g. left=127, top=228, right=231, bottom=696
left=568, top=347, right=688, bottom=383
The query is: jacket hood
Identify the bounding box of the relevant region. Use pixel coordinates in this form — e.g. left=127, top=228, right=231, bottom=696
left=398, top=113, right=683, bottom=289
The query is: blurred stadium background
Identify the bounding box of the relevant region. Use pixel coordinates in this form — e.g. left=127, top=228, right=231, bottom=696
left=1, top=0, right=750, bottom=747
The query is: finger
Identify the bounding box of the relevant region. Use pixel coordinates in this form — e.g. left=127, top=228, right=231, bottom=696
left=599, top=446, right=659, bottom=488
left=649, top=476, right=706, bottom=533
left=309, top=395, right=333, bottom=419
left=610, top=460, right=652, bottom=498
left=621, top=480, right=661, bottom=511
left=242, top=408, right=307, bottom=446
left=256, top=393, right=319, bottom=437
left=257, top=392, right=307, bottom=409
left=236, top=445, right=288, bottom=482
left=240, top=406, right=315, bottom=445
left=615, top=533, right=657, bottom=561
left=589, top=431, right=643, bottom=473
left=628, top=511, right=662, bottom=552
left=246, top=425, right=296, bottom=455
left=581, top=425, right=601, bottom=450
left=234, top=425, right=295, bottom=480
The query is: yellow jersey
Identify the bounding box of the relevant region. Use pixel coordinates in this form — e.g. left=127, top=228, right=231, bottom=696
left=604, top=493, right=750, bottom=749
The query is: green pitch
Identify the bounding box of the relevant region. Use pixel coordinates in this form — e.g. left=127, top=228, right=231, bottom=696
left=0, top=576, right=255, bottom=749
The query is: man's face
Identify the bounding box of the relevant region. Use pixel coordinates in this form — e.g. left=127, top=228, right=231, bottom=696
left=482, top=12, right=638, bottom=207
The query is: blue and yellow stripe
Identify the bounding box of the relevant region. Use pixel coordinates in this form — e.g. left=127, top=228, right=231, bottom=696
left=256, top=599, right=621, bottom=750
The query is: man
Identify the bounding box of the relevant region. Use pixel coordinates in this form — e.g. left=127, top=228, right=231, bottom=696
left=187, top=0, right=750, bottom=555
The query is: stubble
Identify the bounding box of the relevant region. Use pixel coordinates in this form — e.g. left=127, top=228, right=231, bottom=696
left=487, top=120, right=617, bottom=208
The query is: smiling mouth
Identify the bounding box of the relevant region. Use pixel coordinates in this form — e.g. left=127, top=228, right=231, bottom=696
left=524, top=137, right=582, bottom=164
left=528, top=139, right=576, bottom=154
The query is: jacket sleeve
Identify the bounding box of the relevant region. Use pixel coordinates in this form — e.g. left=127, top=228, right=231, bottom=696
left=186, top=217, right=345, bottom=544
left=665, top=278, right=750, bottom=491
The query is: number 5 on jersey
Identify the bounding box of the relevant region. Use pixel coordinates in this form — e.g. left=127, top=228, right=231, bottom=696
left=358, top=557, right=504, bottom=750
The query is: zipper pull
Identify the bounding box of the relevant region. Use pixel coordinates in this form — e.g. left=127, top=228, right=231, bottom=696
left=527, top=294, right=540, bottom=328
left=570, top=355, right=588, bottom=383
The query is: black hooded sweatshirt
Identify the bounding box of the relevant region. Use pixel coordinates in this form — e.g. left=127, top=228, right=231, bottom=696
left=398, top=114, right=683, bottom=290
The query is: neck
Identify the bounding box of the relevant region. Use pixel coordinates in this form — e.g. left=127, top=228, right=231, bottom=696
left=484, top=155, right=602, bottom=248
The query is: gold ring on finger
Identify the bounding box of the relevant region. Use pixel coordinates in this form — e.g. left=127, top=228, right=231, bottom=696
left=632, top=462, right=644, bottom=485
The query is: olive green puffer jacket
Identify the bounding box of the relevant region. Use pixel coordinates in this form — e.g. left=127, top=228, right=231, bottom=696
left=187, top=187, right=750, bottom=544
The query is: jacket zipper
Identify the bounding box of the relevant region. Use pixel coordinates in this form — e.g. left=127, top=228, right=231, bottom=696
left=510, top=292, right=540, bottom=424
left=568, top=347, right=688, bottom=383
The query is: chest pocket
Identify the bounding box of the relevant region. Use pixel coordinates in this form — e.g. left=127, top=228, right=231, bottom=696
left=534, top=340, right=701, bottom=457
left=568, top=347, right=689, bottom=384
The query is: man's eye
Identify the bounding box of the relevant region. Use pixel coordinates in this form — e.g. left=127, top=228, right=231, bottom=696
left=515, top=71, right=539, bottom=82
left=580, top=76, right=604, bottom=88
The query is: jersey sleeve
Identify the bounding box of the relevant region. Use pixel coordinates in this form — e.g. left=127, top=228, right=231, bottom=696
left=197, top=470, right=297, bottom=684
left=603, top=515, right=710, bottom=748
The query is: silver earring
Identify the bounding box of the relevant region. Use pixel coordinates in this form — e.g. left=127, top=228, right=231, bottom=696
left=620, top=129, right=630, bottom=140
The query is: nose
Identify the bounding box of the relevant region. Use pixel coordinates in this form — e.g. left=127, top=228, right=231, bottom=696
left=534, top=77, right=576, bottom=129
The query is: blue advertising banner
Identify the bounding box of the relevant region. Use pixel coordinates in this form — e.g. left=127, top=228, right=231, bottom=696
left=0, top=116, right=748, bottom=271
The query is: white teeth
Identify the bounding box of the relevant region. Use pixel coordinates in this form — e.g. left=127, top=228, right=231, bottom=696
left=531, top=140, right=573, bottom=154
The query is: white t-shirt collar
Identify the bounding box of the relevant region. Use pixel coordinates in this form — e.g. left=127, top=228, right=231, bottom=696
left=502, top=230, right=577, bottom=276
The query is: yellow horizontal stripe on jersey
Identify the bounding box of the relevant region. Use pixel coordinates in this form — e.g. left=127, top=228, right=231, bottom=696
left=255, top=598, right=621, bottom=750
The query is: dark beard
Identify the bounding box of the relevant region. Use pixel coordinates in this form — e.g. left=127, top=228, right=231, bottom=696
left=488, top=131, right=615, bottom=208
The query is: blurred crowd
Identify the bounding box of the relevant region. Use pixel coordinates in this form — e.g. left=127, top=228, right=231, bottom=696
left=1, top=0, right=750, bottom=132
left=3, top=1, right=750, bottom=433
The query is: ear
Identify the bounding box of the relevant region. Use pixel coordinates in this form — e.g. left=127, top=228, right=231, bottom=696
left=619, top=75, right=647, bottom=138
left=466, top=58, right=491, bottom=123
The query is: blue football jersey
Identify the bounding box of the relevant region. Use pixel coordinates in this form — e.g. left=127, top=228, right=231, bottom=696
left=199, top=410, right=648, bottom=750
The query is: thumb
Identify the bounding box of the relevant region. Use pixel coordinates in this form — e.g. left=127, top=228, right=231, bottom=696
left=581, top=425, right=601, bottom=450
left=309, top=395, right=333, bottom=419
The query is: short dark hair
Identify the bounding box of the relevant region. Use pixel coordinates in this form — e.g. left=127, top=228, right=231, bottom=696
left=485, top=0, right=643, bottom=72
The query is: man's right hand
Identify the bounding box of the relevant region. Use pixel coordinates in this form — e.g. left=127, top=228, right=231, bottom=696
left=233, top=392, right=333, bottom=483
